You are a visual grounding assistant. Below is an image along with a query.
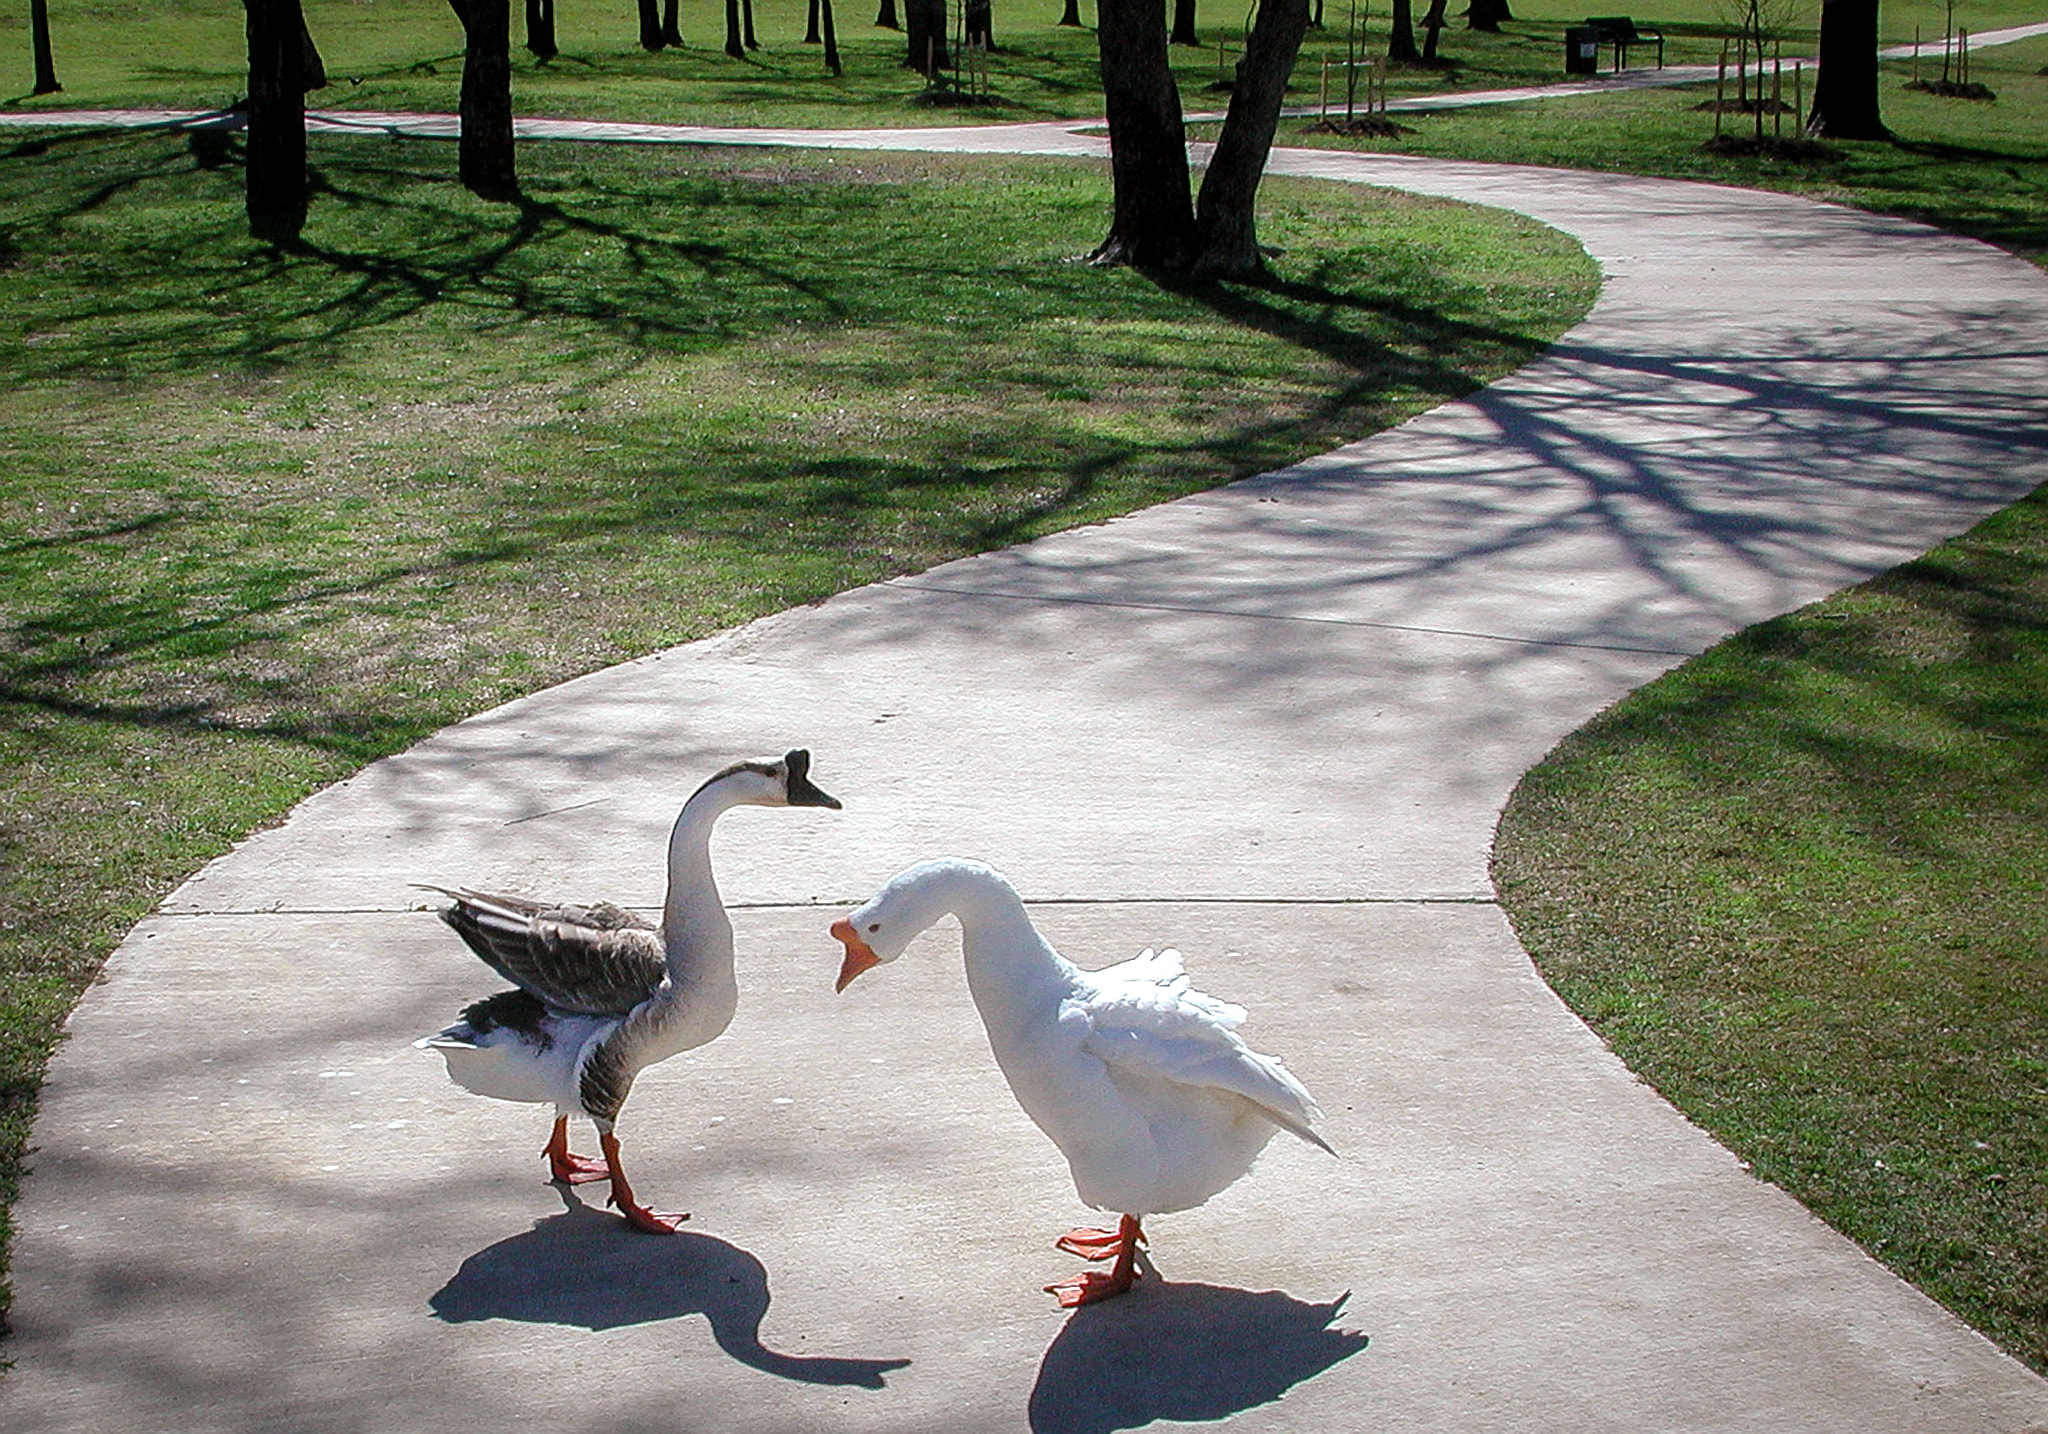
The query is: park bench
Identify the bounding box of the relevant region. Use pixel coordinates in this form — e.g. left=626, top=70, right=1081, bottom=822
left=1584, top=16, right=1665, bottom=69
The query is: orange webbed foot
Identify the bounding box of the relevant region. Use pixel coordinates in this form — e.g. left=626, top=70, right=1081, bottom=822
left=610, top=1192, right=691, bottom=1235
left=547, top=1150, right=612, bottom=1185
left=1056, top=1227, right=1131, bottom=1261
left=1045, top=1267, right=1141, bottom=1307
left=1047, top=1214, right=1144, bottom=1305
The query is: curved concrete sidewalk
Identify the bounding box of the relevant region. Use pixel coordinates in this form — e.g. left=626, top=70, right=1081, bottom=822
left=6, top=118, right=2048, bottom=1433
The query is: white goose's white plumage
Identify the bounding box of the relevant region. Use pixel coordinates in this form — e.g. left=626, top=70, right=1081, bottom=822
left=831, top=857, right=1331, bottom=1304
left=417, top=748, right=840, bottom=1233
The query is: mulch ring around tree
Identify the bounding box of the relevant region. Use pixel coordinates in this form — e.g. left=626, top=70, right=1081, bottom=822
left=1700, top=133, right=1842, bottom=161
left=1906, top=77, right=1996, bottom=100
left=1693, top=97, right=1798, bottom=114
left=1302, top=115, right=1414, bottom=138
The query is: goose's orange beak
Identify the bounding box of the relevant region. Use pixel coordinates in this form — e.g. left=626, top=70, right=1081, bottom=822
left=832, top=918, right=879, bottom=993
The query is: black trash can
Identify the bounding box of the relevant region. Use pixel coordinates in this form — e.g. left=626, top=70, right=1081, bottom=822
left=1565, top=26, right=1600, bottom=74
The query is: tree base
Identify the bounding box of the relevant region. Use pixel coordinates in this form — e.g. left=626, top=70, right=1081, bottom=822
left=1905, top=77, right=1995, bottom=101
left=911, top=87, right=1001, bottom=108
left=1303, top=115, right=1412, bottom=137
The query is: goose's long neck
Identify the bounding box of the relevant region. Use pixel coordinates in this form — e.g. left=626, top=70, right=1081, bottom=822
left=952, top=878, right=1079, bottom=1041
left=661, top=782, right=744, bottom=989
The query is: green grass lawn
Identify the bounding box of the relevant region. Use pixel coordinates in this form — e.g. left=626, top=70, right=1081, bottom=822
left=1, top=0, right=2045, bottom=1381
left=1493, top=488, right=2048, bottom=1373
left=0, top=124, right=1596, bottom=1338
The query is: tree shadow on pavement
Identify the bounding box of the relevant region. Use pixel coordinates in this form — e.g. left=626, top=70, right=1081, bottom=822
left=428, top=1189, right=910, bottom=1388
left=1027, top=1281, right=1368, bottom=1433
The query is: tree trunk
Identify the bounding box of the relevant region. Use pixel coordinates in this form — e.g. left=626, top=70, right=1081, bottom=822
left=1193, top=0, right=1308, bottom=273
left=636, top=0, right=664, bottom=50
left=448, top=0, right=519, bottom=200
left=1091, top=0, right=1195, bottom=268
left=724, top=0, right=744, bottom=56
left=742, top=0, right=759, bottom=47
left=1419, top=0, right=1446, bottom=61
left=904, top=0, right=948, bottom=72
left=1170, top=0, right=1197, bottom=46
left=29, top=0, right=60, bottom=94
left=299, top=13, right=327, bottom=88
left=524, top=0, right=557, bottom=59
left=244, top=0, right=306, bottom=242
left=1059, top=0, right=1084, bottom=25
left=1464, top=0, right=1511, bottom=31
left=1808, top=0, right=1887, bottom=139
left=822, top=0, right=843, bottom=71
left=1387, top=0, right=1420, bottom=60
left=663, top=0, right=684, bottom=46
left=965, top=0, right=993, bottom=47
left=807, top=0, right=822, bottom=43
left=876, top=0, right=901, bottom=28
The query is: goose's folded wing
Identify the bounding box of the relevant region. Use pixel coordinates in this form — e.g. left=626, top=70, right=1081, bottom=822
left=1078, top=989, right=1333, bottom=1153
left=420, top=885, right=666, bottom=1016
left=1089, top=946, right=1193, bottom=995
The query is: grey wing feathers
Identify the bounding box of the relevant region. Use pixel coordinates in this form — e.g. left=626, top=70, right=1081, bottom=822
left=419, top=884, right=666, bottom=1017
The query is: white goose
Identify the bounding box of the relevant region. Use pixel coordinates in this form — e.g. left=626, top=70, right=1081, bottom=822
left=831, top=857, right=1332, bottom=1305
left=418, top=748, right=841, bottom=1234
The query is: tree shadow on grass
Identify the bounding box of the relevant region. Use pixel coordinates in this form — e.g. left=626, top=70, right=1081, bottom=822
left=1028, top=1280, right=1368, bottom=1433
left=429, top=1189, right=911, bottom=1388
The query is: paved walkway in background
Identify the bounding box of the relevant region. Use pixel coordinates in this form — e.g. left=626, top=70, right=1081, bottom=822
left=5, top=75, right=2048, bottom=1434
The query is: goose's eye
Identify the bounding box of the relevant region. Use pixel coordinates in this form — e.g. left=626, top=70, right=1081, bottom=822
left=867, top=922, right=881, bottom=933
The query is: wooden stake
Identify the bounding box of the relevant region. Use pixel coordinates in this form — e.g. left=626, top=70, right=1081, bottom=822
left=1715, top=42, right=1727, bottom=137
left=1772, top=45, right=1782, bottom=139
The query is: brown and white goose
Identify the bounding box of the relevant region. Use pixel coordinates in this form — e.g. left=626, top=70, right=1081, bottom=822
left=418, top=749, right=841, bottom=1233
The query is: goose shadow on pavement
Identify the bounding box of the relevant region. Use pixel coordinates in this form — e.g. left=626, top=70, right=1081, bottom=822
left=1028, top=1277, right=1369, bottom=1434
left=427, top=1189, right=910, bottom=1388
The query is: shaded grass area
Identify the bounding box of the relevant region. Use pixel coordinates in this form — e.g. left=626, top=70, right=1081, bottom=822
left=1494, top=486, right=2048, bottom=1373
left=0, top=126, right=1597, bottom=1336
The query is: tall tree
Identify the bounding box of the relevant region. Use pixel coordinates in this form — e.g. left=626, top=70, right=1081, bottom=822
left=1058, top=0, right=1084, bottom=25
left=821, top=0, right=842, bottom=72
left=243, top=0, right=307, bottom=242
left=1807, top=0, right=1887, bottom=138
left=636, top=0, right=664, bottom=49
left=904, top=0, right=948, bottom=71
left=447, top=0, right=519, bottom=200
left=29, top=0, right=60, bottom=94
left=965, top=0, right=993, bottom=47
left=299, top=12, right=328, bottom=87
left=1092, top=0, right=1195, bottom=268
left=662, top=0, right=684, bottom=46
left=876, top=0, right=901, bottom=28
left=725, top=0, right=744, bottom=56
left=1191, top=0, right=1309, bottom=272
left=1419, top=0, right=1447, bottom=60
left=1092, top=0, right=1310, bottom=274
left=1170, top=0, right=1197, bottom=46
left=1464, top=0, right=1511, bottom=29
left=524, top=0, right=558, bottom=59
left=1386, top=0, right=1419, bottom=60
